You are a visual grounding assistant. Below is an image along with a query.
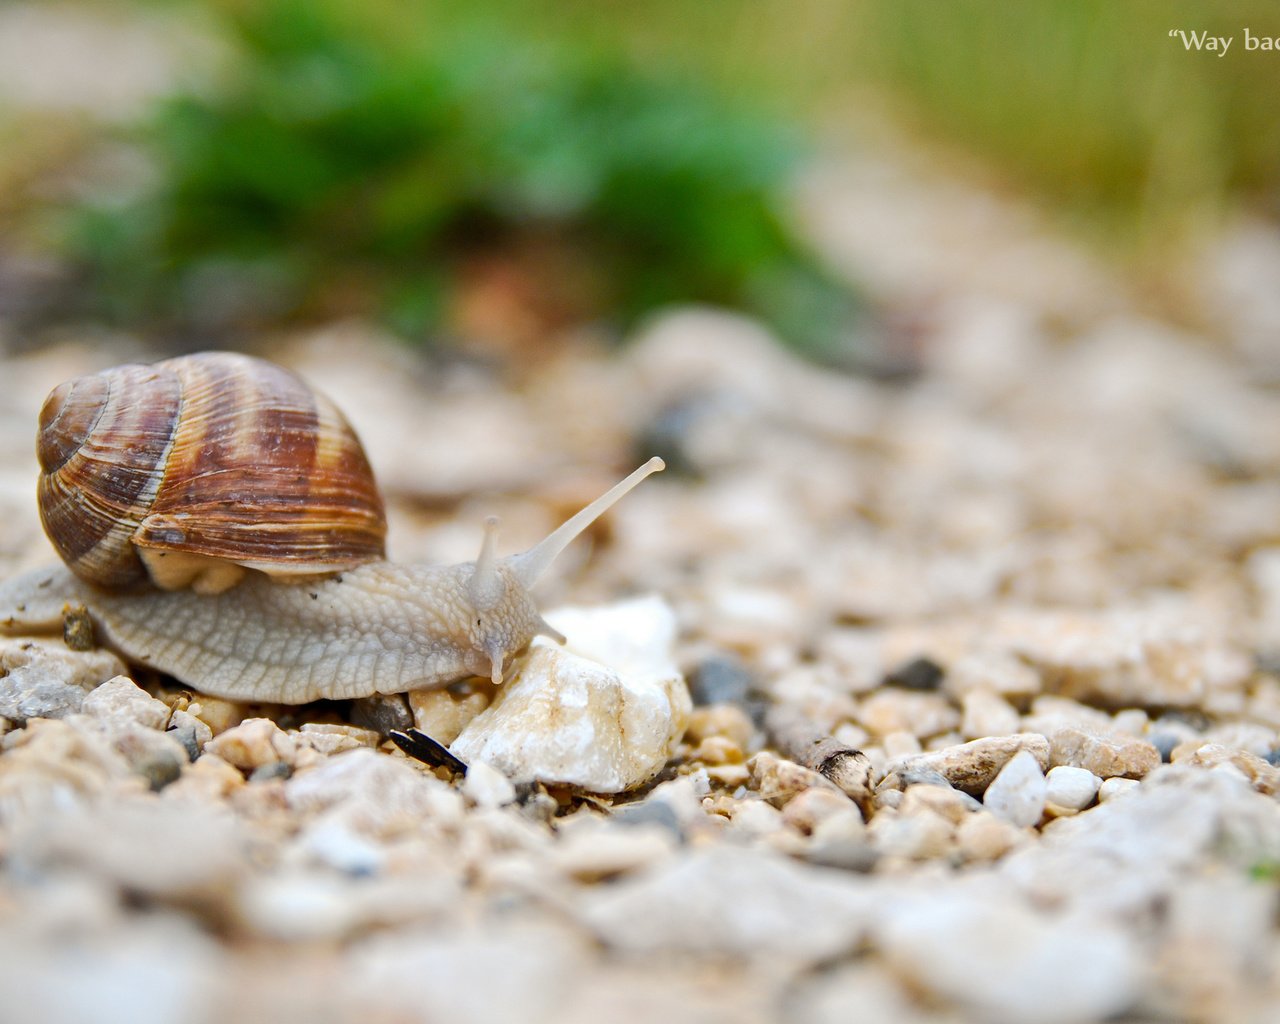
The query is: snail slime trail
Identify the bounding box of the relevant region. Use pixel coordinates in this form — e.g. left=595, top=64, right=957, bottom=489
left=2, top=352, right=665, bottom=702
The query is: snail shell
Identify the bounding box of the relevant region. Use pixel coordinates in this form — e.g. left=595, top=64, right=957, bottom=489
left=36, top=352, right=386, bottom=594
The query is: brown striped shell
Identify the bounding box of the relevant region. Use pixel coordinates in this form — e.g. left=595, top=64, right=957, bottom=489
left=36, top=352, right=387, bottom=592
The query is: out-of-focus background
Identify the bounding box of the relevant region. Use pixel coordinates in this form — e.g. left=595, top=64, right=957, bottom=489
left=1, top=0, right=1278, bottom=367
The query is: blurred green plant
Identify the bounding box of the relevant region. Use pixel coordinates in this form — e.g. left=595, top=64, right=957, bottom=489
left=64, top=0, right=863, bottom=357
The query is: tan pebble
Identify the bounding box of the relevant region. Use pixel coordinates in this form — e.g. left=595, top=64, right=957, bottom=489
left=859, top=690, right=960, bottom=739
left=186, top=697, right=248, bottom=736
left=960, top=689, right=1020, bottom=740
left=1110, top=709, right=1149, bottom=737
left=955, top=810, right=1023, bottom=861
left=899, top=783, right=980, bottom=824
left=705, top=763, right=751, bottom=787
left=409, top=688, right=489, bottom=746
left=868, top=805, right=953, bottom=860
left=1245, top=676, right=1280, bottom=729
left=925, top=730, right=964, bottom=751
left=833, top=722, right=870, bottom=749
left=81, top=676, right=170, bottom=731
left=883, top=730, right=922, bottom=759
left=162, top=753, right=245, bottom=800
left=728, top=798, right=785, bottom=837
left=689, top=734, right=744, bottom=765
left=782, top=787, right=861, bottom=834
left=748, top=750, right=841, bottom=807
left=884, top=734, right=1050, bottom=796
left=1049, top=725, right=1160, bottom=780
left=295, top=723, right=381, bottom=757
left=1174, top=743, right=1280, bottom=794
left=1043, top=801, right=1080, bottom=819
left=685, top=704, right=755, bottom=748
left=205, top=717, right=298, bottom=770
left=550, top=825, right=675, bottom=881
left=944, top=649, right=1041, bottom=699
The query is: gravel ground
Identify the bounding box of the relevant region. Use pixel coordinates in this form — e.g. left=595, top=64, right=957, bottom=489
left=3, top=9, right=1280, bottom=1022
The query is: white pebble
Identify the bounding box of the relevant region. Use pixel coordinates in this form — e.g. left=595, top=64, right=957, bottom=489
left=1097, top=776, right=1140, bottom=802
left=462, top=759, right=516, bottom=809
left=451, top=597, right=690, bottom=793
left=1045, top=765, right=1101, bottom=810
left=983, top=750, right=1046, bottom=828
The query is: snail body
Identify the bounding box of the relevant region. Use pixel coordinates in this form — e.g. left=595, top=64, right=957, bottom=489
left=0, top=352, right=664, bottom=702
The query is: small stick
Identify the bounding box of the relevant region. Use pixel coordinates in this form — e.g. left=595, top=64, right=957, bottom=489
left=765, top=706, right=874, bottom=813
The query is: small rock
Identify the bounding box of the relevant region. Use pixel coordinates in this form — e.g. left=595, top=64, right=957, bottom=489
left=878, top=893, right=1140, bottom=1024
left=1097, top=777, right=1140, bottom=802
left=409, top=687, right=490, bottom=745
left=349, top=693, right=412, bottom=735
left=1049, top=725, right=1160, bottom=779
left=550, top=822, right=675, bottom=881
left=882, top=730, right=922, bottom=759
left=287, top=748, right=464, bottom=834
left=782, top=787, right=862, bottom=834
left=0, top=638, right=127, bottom=724
left=9, top=796, right=246, bottom=903
left=248, top=761, right=292, bottom=783
left=81, top=676, right=170, bottom=732
left=184, top=696, right=247, bottom=735
left=462, top=759, right=517, bottom=809
left=955, top=811, right=1024, bottom=862
left=451, top=597, right=691, bottom=793
left=868, top=805, right=953, bottom=861
left=727, top=798, right=785, bottom=838
left=961, top=689, right=1021, bottom=740
left=578, top=844, right=873, bottom=963
left=858, top=689, right=960, bottom=739
left=883, top=656, right=945, bottom=691
left=748, top=751, right=842, bottom=807
left=1045, top=765, right=1101, bottom=810
left=684, top=704, right=755, bottom=749
left=984, top=750, right=1046, bottom=828
left=295, top=723, right=381, bottom=757
left=204, top=718, right=298, bottom=771
left=688, top=654, right=755, bottom=706
left=803, top=810, right=876, bottom=872
left=610, top=798, right=684, bottom=838
left=1172, top=743, right=1280, bottom=795
left=885, top=734, right=1050, bottom=796
left=167, top=709, right=211, bottom=755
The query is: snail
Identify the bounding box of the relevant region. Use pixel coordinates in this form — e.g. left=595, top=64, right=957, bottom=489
left=0, top=352, right=664, bottom=704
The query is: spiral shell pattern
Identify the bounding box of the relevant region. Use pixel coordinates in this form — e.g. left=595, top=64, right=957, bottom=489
left=37, top=352, right=387, bottom=589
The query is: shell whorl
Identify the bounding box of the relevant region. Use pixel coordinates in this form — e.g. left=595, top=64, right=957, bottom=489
left=36, top=352, right=387, bottom=590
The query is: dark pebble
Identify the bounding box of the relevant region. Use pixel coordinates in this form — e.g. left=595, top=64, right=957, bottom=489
left=884, top=657, right=945, bottom=691
left=1266, top=749, right=1280, bottom=767
left=689, top=655, right=755, bottom=707
left=1149, top=732, right=1180, bottom=763
left=166, top=724, right=202, bottom=762
left=611, top=799, right=684, bottom=839
left=350, top=693, right=413, bottom=735
left=634, top=394, right=715, bottom=479
left=249, top=761, right=293, bottom=783
left=139, top=753, right=183, bottom=792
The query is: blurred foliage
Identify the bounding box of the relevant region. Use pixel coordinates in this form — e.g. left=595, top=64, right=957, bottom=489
left=64, top=0, right=864, bottom=357
left=539, top=0, right=1280, bottom=249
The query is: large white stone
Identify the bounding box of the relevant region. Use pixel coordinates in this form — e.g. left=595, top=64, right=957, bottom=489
left=450, top=596, right=690, bottom=793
